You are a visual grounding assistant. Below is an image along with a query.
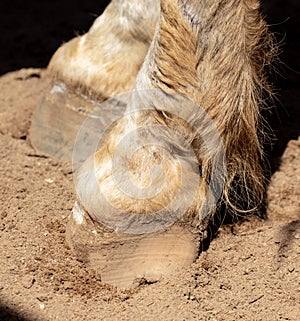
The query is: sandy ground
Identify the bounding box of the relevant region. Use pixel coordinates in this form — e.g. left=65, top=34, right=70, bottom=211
left=0, top=1, right=300, bottom=320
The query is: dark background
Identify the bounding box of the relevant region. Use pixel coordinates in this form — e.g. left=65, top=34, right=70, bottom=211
left=0, top=0, right=110, bottom=74
left=0, top=1, right=299, bottom=319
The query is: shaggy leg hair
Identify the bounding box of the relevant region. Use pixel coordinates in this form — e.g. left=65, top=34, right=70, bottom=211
left=74, top=0, right=275, bottom=233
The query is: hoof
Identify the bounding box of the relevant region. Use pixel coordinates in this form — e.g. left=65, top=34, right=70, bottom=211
left=29, top=83, right=127, bottom=162
left=66, top=202, right=200, bottom=289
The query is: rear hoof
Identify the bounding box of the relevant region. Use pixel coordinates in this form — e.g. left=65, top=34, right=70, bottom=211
left=66, top=202, right=200, bottom=289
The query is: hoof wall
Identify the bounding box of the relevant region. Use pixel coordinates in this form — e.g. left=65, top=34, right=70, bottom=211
left=66, top=202, right=200, bottom=289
